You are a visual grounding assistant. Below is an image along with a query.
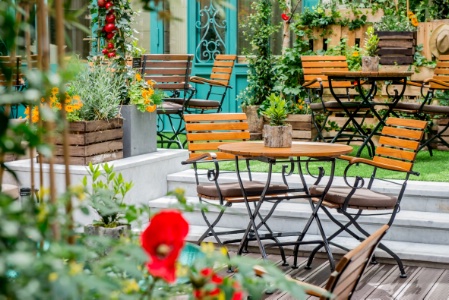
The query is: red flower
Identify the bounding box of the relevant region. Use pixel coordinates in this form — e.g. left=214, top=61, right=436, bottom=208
left=281, top=13, right=289, bottom=21
left=141, top=210, right=189, bottom=283
left=232, top=290, right=243, bottom=300
left=211, top=274, right=223, bottom=284
left=200, top=267, right=213, bottom=277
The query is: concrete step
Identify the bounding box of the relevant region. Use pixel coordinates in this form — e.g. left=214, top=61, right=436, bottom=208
left=167, top=169, right=449, bottom=214
left=149, top=196, right=449, bottom=260
left=186, top=224, right=449, bottom=267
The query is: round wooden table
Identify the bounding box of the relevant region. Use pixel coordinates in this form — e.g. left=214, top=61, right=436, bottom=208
left=218, top=141, right=353, bottom=158
left=217, top=141, right=353, bottom=270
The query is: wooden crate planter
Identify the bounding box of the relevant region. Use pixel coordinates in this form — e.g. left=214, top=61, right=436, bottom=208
left=431, top=118, right=449, bottom=150
left=53, top=118, right=123, bottom=165
left=376, top=31, right=417, bottom=65
left=285, top=114, right=317, bottom=141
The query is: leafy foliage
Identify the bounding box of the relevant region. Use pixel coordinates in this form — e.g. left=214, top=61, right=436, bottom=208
left=364, top=26, right=379, bottom=57
left=83, top=162, right=134, bottom=227
left=237, top=0, right=280, bottom=107
left=67, top=63, right=125, bottom=121
left=262, top=94, right=289, bottom=126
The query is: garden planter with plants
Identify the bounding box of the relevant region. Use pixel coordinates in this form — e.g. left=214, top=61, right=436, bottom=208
left=262, top=94, right=292, bottom=148
left=122, top=73, right=162, bottom=157
left=361, top=27, right=380, bottom=71
left=83, top=163, right=136, bottom=238
left=374, top=11, right=418, bottom=65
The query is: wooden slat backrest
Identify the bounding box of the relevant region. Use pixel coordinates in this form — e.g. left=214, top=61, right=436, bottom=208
left=322, top=225, right=389, bottom=300
left=141, top=54, right=193, bottom=91
left=209, top=54, right=236, bottom=86
left=374, top=118, right=427, bottom=172
left=430, top=55, right=449, bottom=90
left=184, top=113, right=250, bottom=160
left=301, top=55, right=353, bottom=89
left=0, top=56, right=22, bottom=86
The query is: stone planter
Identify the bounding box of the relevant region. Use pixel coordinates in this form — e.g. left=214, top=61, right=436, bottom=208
left=362, top=56, right=380, bottom=71
left=121, top=105, right=157, bottom=158
left=84, top=224, right=131, bottom=239
left=263, top=124, right=292, bottom=148
left=53, top=118, right=123, bottom=165
left=242, top=105, right=264, bottom=140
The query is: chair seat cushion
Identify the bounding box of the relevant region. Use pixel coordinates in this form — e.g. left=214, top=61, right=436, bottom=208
left=310, top=185, right=397, bottom=209
left=157, top=101, right=183, bottom=114
left=310, top=101, right=371, bottom=111
left=198, top=181, right=288, bottom=198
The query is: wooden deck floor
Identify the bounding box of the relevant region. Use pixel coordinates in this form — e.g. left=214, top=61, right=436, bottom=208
left=234, top=253, right=449, bottom=299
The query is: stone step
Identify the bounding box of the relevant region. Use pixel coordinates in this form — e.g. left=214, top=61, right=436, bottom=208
left=167, top=169, right=449, bottom=214
left=185, top=224, right=449, bottom=267
left=149, top=196, right=449, bottom=246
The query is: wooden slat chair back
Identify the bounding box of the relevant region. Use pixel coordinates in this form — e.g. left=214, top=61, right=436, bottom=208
left=429, top=54, right=449, bottom=90
left=301, top=55, right=353, bottom=89
left=187, top=54, right=237, bottom=112
left=0, top=56, right=22, bottom=87
left=254, top=225, right=389, bottom=299
left=141, top=54, right=193, bottom=92
left=184, top=113, right=250, bottom=161
left=373, top=117, right=427, bottom=172
left=321, top=225, right=389, bottom=300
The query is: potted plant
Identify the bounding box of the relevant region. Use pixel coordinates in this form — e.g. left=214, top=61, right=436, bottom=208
left=262, top=93, right=292, bottom=148
left=362, top=26, right=380, bottom=71
left=121, top=70, right=163, bottom=157
left=25, top=60, right=126, bottom=165
left=130, top=40, right=145, bottom=69
left=83, top=162, right=134, bottom=238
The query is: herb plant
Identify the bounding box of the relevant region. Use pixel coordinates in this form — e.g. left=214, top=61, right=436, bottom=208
left=68, top=62, right=126, bottom=121
left=262, top=93, right=289, bottom=126
left=364, top=26, right=379, bottom=57
left=83, top=162, right=134, bottom=227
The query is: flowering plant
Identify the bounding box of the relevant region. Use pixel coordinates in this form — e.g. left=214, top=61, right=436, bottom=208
left=24, top=87, right=83, bottom=123
left=128, top=72, right=163, bottom=113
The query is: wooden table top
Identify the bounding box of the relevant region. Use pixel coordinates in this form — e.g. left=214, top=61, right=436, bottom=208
left=218, top=141, right=353, bottom=158
left=322, top=70, right=414, bottom=78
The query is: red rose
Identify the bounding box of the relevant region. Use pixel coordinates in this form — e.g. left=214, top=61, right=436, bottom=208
left=281, top=13, right=289, bottom=21
left=141, top=210, right=189, bottom=283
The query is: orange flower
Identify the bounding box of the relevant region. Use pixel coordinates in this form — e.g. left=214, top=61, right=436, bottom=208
left=51, top=87, right=59, bottom=95
left=147, top=80, right=155, bottom=87
left=40, top=97, right=46, bottom=103
left=146, top=104, right=156, bottom=113
left=353, top=51, right=359, bottom=57
left=66, top=105, right=74, bottom=113
left=135, top=73, right=142, bottom=81
left=408, top=11, right=414, bottom=17
left=411, top=17, right=418, bottom=27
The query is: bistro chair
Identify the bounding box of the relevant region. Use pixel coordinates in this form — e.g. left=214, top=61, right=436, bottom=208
left=186, top=54, right=236, bottom=113
left=141, top=54, right=194, bottom=148
left=307, top=117, right=427, bottom=278
left=255, top=225, right=390, bottom=300
left=301, top=56, right=372, bottom=150
left=393, top=54, right=449, bottom=155
left=181, top=113, right=289, bottom=262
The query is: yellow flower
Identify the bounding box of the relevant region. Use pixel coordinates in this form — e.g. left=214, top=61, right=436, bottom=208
left=68, top=262, right=83, bottom=276
left=201, top=242, right=215, bottom=254
left=135, top=73, right=142, bottom=81
left=37, top=204, right=48, bottom=223
left=66, top=105, right=74, bottom=113
left=146, top=104, right=156, bottom=113
left=48, top=272, right=58, bottom=282
left=122, top=279, right=140, bottom=294
left=51, top=87, right=59, bottom=95
left=220, top=246, right=228, bottom=256
left=353, top=51, right=359, bottom=57
left=147, top=80, right=155, bottom=87
left=70, top=185, right=85, bottom=201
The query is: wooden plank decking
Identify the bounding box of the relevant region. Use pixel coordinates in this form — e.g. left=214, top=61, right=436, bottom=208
left=231, top=252, right=449, bottom=299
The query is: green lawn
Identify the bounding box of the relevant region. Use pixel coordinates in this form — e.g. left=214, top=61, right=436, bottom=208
left=159, top=135, right=449, bottom=182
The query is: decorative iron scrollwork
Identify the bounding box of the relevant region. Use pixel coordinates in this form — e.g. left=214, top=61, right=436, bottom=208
left=195, top=1, right=226, bottom=63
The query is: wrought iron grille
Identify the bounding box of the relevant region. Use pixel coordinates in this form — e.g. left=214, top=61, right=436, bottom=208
left=195, top=1, right=226, bottom=63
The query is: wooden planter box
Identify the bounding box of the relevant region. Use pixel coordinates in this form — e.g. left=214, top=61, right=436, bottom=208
left=53, top=118, right=123, bottom=165
left=376, top=31, right=417, bottom=65
left=431, top=118, right=449, bottom=151
left=285, top=114, right=317, bottom=141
